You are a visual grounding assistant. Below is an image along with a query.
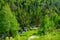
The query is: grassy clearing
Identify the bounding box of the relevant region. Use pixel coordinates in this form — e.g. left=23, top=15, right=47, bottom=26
left=32, top=29, right=60, bottom=40
left=5, top=29, right=60, bottom=40
left=17, top=29, right=60, bottom=40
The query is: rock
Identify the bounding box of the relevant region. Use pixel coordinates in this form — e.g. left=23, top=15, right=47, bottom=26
left=28, top=36, right=39, bottom=40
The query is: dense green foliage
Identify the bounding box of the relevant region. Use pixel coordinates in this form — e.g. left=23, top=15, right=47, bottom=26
left=0, top=4, right=20, bottom=37
left=0, top=0, right=60, bottom=40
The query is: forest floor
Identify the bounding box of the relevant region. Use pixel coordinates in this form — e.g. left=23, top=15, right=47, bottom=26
left=1, top=29, right=60, bottom=40
left=20, top=29, right=60, bottom=40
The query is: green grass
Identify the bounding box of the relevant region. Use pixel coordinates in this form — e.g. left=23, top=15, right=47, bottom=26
left=20, top=30, right=38, bottom=36
left=5, top=29, right=60, bottom=40
left=19, top=30, right=38, bottom=40
left=19, top=29, right=60, bottom=40
left=32, top=29, right=60, bottom=40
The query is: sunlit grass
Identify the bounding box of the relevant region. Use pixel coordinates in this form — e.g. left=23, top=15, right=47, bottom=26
left=32, top=29, right=60, bottom=40
left=4, top=29, right=60, bottom=40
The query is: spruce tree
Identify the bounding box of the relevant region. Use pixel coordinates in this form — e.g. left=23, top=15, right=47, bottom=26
left=38, top=15, right=51, bottom=35
left=50, top=11, right=59, bottom=29
left=0, top=4, right=20, bottom=37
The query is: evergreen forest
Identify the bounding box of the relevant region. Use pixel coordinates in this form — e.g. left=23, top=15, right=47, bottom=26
left=0, top=0, right=60, bottom=40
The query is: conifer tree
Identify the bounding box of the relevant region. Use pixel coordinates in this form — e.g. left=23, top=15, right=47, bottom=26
left=0, top=4, right=20, bottom=36
left=38, top=15, right=51, bottom=35
left=50, top=11, right=59, bottom=28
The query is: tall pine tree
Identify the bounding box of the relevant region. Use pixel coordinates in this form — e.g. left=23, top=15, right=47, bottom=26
left=0, top=4, right=20, bottom=37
